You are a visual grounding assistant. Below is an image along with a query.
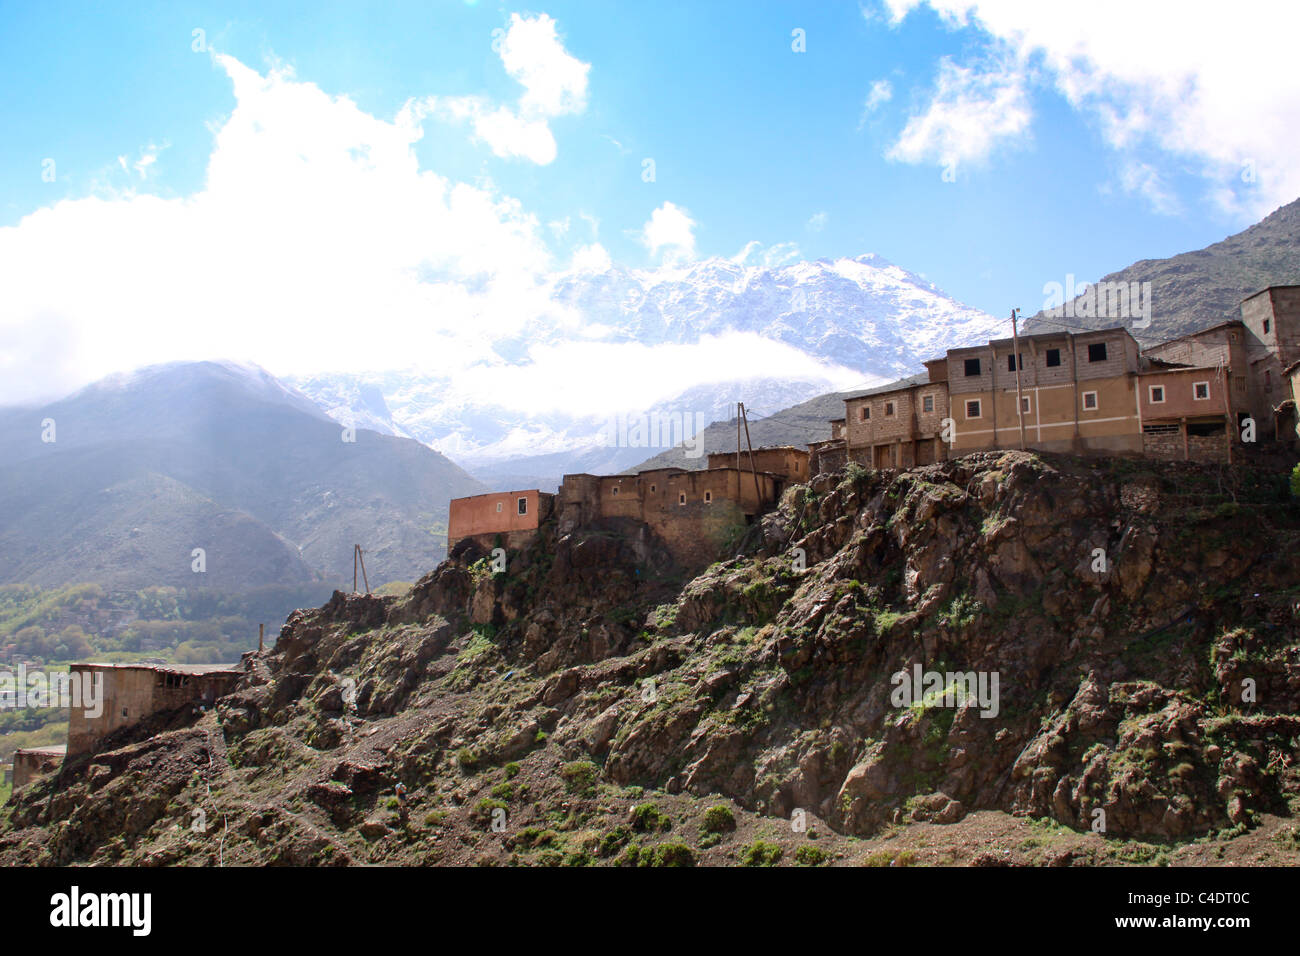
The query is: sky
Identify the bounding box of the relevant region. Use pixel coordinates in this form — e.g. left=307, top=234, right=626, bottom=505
left=1, top=0, right=1298, bottom=407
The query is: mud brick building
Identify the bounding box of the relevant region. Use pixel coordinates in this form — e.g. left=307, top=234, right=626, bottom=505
left=812, top=286, right=1300, bottom=475
left=67, top=662, right=243, bottom=757
left=11, top=744, right=64, bottom=792
left=447, top=489, right=557, bottom=552
left=843, top=363, right=951, bottom=468
left=449, top=452, right=796, bottom=568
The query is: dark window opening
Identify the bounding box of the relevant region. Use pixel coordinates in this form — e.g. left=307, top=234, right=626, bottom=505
left=964, top=358, right=981, bottom=377
left=1264, top=319, right=1271, bottom=334
left=1045, top=348, right=1061, bottom=367
left=860, top=406, right=869, bottom=421
left=1087, top=343, right=1107, bottom=362
left=1007, top=353, right=1022, bottom=372
left=922, top=395, right=934, bottom=413
left=1187, top=422, right=1225, bottom=437
left=965, top=400, right=981, bottom=418
left=884, top=401, right=895, bottom=416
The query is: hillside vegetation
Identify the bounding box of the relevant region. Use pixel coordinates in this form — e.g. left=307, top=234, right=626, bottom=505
left=4, top=452, right=1299, bottom=867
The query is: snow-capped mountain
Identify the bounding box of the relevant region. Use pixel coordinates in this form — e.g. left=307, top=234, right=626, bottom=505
left=289, top=253, right=998, bottom=487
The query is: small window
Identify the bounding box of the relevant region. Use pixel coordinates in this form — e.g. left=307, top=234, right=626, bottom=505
left=1234, top=375, right=1246, bottom=394
left=1082, top=391, right=1098, bottom=410
left=1230, top=331, right=1239, bottom=342
left=1193, top=381, right=1210, bottom=400
left=704, top=491, right=712, bottom=503
left=1087, top=343, right=1107, bottom=362
left=678, top=493, right=686, bottom=506
left=649, top=484, right=656, bottom=493
left=1264, top=319, right=1271, bottom=334
left=964, top=358, right=981, bottom=377
left=517, top=497, right=527, bottom=516
left=922, top=394, right=934, bottom=413
left=1149, top=385, right=1165, bottom=403
left=495, top=502, right=503, bottom=513
left=965, top=399, right=981, bottom=419
left=1045, top=348, right=1061, bottom=367
left=611, top=486, right=619, bottom=496
left=884, top=401, right=895, bottom=417
left=1020, top=395, right=1031, bottom=414
left=860, top=406, right=870, bottom=421
left=122, top=707, right=128, bottom=718
left=1007, top=353, right=1022, bottom=372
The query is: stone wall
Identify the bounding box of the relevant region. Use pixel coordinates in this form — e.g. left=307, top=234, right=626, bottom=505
left=12, top=746, right=64, bottom=791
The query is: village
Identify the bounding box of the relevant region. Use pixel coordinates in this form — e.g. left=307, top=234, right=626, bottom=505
left=8, top=285, right=1299, bottom=800
left=448, top=286, right=1300, bottom=566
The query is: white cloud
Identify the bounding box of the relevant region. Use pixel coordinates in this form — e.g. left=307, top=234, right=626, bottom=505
left=427, top=13, right=589, bottom=165
left=806, top=211, right=828, bottom=232
left=886, top=0, right=1300, bottom=216
left=0, top=54, right=559, bottom=404
left=887, top=54, right=1031, bottom=168
left=1116, top=159, right=1181, bottom=216
left=569, top=242, right=612, bottom=273
left=641, top=201, right=696, bottom=262
left=861, top=78, right=893, bottom=121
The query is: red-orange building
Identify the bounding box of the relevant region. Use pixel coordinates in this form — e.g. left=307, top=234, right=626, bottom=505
left=447, top=489, right=556, bottom=552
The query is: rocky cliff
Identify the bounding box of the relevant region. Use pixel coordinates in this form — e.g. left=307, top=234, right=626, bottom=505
left=4, top=452, right=1300, bottom=867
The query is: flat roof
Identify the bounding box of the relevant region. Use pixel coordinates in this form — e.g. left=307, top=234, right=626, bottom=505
left=1241, top=286, right=1300, bottom=302
left=73, top=662, right=242, bottom=676
left=450, top=489, right=549, bottom=503
left=15, top=745, right=65, bottom=756
left=1145, top=319, right=1245, bottom=350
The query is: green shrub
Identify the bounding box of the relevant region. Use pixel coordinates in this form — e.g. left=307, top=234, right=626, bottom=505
left=630, top=803, right=673, bottom=832
left=701, top=804, right=737, bottom=834
left=560, top=760, right=599, bottom=796
left=740, top=840, right=783, bottom=866
left=795, top=845, right=830, bottom=866
left=649, top=842, right=696, bottom=867
left=598, top=825, right=632, bottom=857
left=1291, top=462, right=1300, bottom=498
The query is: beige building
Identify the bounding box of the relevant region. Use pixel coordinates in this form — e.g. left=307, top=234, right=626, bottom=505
left=945, top=327, right=1144, bottom=455
left=843, top=362, right=950, bottom=468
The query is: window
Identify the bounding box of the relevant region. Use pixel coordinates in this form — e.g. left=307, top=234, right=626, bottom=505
left=964, top=358, right=981, bottom=377
left=1045, top=348, right=1062, bottom=367
left=517, top=497, right=528, bottom=516
left=611, top=486, right=619, bottom=496
left=122, top=708, right=128, bottom=717
left=1234, top=375, right=1246, bottom=394
left=922, top=394, right=934, bottom=413
left=860, top=406, right=870, bottom=421
left=1087, top=342, right=1108, bottom=362
left=965, top=399, right=981, bottom=419
left=649, top=484, right=656, bottom=493
left=1082, top=391, right=1098, bottom=410
left=1264, top=370, right=1273, bottom=389
left=495, top=502, right=503, bottom=513
left=1020, top=395, right=1031, bottom=414
left=884, top=401, right=895, bottom=417
left=1149, top=385, right=1165, bottom=404
left=1264, top=319, right=1271, bottom=334
left=1193, top=381, right=1210, bottom=400
left=1007, top=353, right=1022, bottom=372
left=678, top=493, right=686, bottom=506
left=704, top=491, right=712, bottom=503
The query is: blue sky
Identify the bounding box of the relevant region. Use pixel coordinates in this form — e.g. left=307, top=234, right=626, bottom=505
left=1, top=0, right=1296, bottom=405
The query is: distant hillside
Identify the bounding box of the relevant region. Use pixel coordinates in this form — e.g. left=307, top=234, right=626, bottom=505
left=631, top=390, right=851, bottom=472
left=1024, top=197, right=1300, bottom=344
left=0, top=361, right=486, bottom=591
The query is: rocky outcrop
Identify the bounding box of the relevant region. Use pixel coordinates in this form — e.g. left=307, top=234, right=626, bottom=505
left=3, top=450, right=1299, bottom=865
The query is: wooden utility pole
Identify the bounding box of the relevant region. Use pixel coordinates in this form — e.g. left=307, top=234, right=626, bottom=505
left=258, top=623, right=264, bottom=653
left=739, top=402, right=762, bottom=502
left=353, top=544, right=370, bottom=595
left=1011, top=308, right=1027, bottom=451
left=736, top=402, right=742, bottom=470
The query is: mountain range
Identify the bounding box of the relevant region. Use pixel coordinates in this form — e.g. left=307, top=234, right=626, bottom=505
left=289, top=253, right=1001, bottom=488
left=0, top=361, right=484, bottom=592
